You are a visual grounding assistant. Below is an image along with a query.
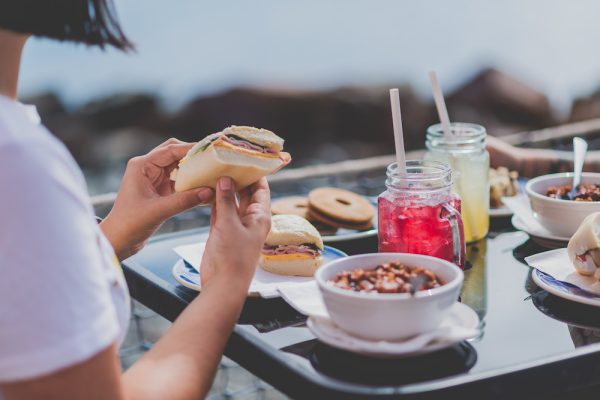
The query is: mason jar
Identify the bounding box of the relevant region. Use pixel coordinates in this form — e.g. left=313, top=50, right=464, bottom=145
left=425, top=122, right=489, bottom=242
left=378, top=160, right=466, bottom=269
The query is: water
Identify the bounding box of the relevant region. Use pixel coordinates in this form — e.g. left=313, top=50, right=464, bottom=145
left=17, top=0, right=600, bottom=113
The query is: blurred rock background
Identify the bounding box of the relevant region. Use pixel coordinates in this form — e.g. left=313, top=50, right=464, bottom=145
left=26, top=68, right=600, bottom=195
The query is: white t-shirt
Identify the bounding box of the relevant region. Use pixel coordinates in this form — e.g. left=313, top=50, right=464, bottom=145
left=0, top=96, right=130, bottom=388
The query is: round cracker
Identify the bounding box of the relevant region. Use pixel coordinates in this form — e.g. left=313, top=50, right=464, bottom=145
left=308, top=188, right=374, bottom=225
left=272, top=195, right=339, bottom=234
left=271, top=196, right=311, bottom=219
left=308, top=208, right=374, bottom=231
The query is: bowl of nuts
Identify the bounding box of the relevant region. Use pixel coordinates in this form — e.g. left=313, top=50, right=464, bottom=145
left=525, top=172, right=600, bottom=237
left=314, top=253, right=463, bottom=341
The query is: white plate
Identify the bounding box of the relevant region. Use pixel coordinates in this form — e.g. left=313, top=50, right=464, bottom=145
left=172, top=245, right=347, bottom=298
left=307, top=302, right=480, bottom=358
left=532, top=269, right=600, bottom=308
left=512, top=215, right=569, bottom=248
left=322, top=227, right=377, bottom=243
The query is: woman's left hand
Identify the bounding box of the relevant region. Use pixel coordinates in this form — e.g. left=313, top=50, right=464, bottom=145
left=100, top=138, right=214, bottom=260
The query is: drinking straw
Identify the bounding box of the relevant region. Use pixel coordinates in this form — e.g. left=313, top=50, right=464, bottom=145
left=389, top=88, right=407, bottom=174
left=429, top=71, right=477, bottom=239
left=429, top=71, right=453, bottom=138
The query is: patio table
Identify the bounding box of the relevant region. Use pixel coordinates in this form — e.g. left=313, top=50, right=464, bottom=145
left=122, top=220, right=600, bottom=399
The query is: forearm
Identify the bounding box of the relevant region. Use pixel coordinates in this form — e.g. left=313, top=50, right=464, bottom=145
left=99, top=216, right=130, bottom=261
left=488, top=136, right=567, bottom=177
left=122, top=276, right=248, bottom=400
left=99, top=213, right=150, bottom=261
left=515, top=148, right=568, bottom=177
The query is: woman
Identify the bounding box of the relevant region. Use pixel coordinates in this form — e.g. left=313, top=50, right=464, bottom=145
left=0, top=1, right=271, bottom=399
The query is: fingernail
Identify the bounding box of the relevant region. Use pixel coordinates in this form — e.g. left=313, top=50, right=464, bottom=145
left=197, top=188, right=213, bottom=202
left=219, top=177, right=233, bottom=191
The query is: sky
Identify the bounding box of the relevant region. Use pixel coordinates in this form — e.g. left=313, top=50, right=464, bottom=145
left=18, top=0, right=600, bottom=114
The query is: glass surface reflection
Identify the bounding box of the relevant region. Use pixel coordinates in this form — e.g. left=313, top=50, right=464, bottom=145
left=462, top=239, right=488, bottom=323
left=569, top=326, right=600, bottom=348
left=307, top=341, right=477, bottom=385
left=532, top=290, right=600, bottom=348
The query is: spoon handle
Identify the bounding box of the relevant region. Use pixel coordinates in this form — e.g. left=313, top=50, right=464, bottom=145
left=572, top=137, right=588, bottom=190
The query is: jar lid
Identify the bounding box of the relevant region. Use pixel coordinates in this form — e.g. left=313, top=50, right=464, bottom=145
left=426, top=122, right=486, bottom=152
left=385, top=160, right=452, bottom=192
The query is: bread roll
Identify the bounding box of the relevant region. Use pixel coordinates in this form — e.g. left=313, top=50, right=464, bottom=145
left=265, top=215, right=324, bottom=250
left=259, top=215, right=324, bottom=277
left=567, top=212, right=600, bottom=277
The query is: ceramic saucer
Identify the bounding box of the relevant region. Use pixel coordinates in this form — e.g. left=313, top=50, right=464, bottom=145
left=307, top=302, right=480, bottom=358
left=512, top=215, right=569, bottom=249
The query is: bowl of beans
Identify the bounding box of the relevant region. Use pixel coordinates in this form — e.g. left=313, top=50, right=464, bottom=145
left=525, top=173, right=600, bottom=237
left=314, top=253, right=463, bottom=341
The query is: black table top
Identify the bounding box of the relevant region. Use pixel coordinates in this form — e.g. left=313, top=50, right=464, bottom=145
left=122, top=221, right=600, bottom=400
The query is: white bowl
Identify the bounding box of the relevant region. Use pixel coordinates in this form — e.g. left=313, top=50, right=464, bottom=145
left=314, top=253, right=463, bottom=341
left=525, top=172, right=600, bottom=238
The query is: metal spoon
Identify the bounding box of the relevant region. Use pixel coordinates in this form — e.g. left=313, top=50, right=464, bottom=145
left=409, top=274, right=426, bottom=296
left=569, top=137, right=588, bottom=200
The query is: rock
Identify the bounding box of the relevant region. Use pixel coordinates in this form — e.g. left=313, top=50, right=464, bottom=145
left=165, top=86, right=431, bottom=166
left=89, top=128, right=165, bottom=166
left=447, top=68, right=556, bottom=132
left=569, top=89, right=600, bottom=122
left=21, top=69, right=566, bottom=196
left=21, top=92, right=66, bottom=118
left=77, top=93, right=164, bottom=131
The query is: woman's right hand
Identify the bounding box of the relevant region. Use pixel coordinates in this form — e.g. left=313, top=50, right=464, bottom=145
left=199, top=177, right=272, bottom=292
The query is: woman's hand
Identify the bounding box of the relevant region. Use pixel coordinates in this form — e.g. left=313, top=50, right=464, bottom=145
left=124, top=178, right=271, bottom=399
left=100, top=139, right=214, bottom=260
left=200, top=177, right=271, bottom=291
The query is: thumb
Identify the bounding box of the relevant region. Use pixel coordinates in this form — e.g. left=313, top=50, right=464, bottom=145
left=158, top=187, right=214, bottom=218
left=214, top=177, right=240, bottom=226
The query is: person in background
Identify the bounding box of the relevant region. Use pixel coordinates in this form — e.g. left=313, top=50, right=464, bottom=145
left=487, top=135, right=600, bottom=177
left=0, top=1, right=271, bottom=399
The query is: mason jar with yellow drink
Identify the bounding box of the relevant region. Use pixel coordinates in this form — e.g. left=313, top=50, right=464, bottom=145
left=425, top=123, right=489, bottom=242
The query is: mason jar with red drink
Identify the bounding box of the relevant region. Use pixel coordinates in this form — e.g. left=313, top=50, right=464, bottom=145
left=378, top=160, right=466, bottom=269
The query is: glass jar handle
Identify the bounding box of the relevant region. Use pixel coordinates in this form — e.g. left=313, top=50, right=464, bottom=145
left=441, top=203, right=465, bottom=268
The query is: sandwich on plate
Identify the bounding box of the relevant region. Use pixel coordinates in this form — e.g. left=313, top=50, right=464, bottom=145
left=567, top=212, right=600, bottom=282
left=260, top=214, right=324, bottom=277
left=171, top=125, right=291, bottom=191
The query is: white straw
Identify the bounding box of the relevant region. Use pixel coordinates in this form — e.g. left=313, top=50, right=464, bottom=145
left=429, top=71, right=452, bottom=138
left=389, top=88, right=406, bottom=174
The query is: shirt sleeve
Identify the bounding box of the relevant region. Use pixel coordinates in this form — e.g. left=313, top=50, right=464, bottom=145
left=0, top=142, right=120, bottom=382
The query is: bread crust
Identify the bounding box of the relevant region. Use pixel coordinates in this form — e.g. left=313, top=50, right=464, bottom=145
left=266, top=215, right=324, bottom=249
left=223, top=125, right=284, bottom=152
left=259, top=254, right=323, bottom=277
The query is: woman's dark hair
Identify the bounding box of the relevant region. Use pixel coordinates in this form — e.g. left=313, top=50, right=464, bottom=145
left=0, top=0, right=133, bottom=51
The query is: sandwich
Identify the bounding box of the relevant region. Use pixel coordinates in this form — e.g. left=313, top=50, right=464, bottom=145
left=170, top=125, right=291, bottom=191
left=260, top=214, right=324, bottom=277
left=567, top=212, right=600, bottom=282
